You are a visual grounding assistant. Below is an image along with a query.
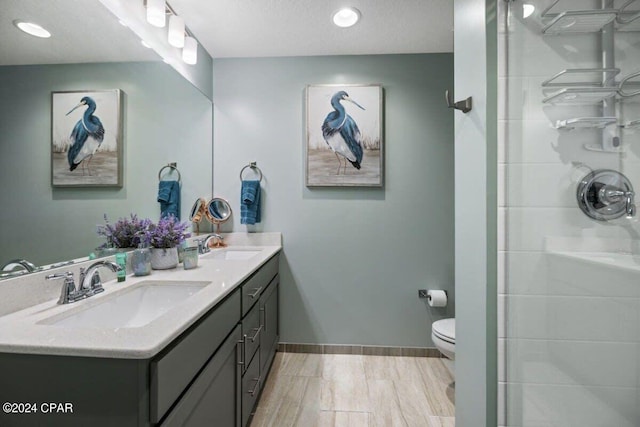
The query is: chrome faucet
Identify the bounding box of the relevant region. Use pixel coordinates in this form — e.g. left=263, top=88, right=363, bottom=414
left=577, top=170, right=636, bottom=221
left=196, top=233, right=225, bottom=254
left=1, top=259, right=38, bottom=273
left=46, top=271, right=81, bottom=304
left=79, top=260, right=121, bottom=294
left=45, top=261, right=122, bottom=305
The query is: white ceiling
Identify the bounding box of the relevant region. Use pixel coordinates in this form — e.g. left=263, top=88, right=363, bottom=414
left=0, top=0, right=158, bottom=66
left=170, top=0, right=454, bottom=58
left=0, top=0, right=453, bottom=66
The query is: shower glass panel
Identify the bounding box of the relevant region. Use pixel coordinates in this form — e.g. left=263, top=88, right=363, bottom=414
left=499, top=0, right=640, bottom=426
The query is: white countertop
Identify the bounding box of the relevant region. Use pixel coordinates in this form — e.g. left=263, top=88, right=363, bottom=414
left=0, top=233, right=281, bottom=359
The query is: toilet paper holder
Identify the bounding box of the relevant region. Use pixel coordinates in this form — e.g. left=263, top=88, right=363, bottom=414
left=418, top=289, right=447, bottom=300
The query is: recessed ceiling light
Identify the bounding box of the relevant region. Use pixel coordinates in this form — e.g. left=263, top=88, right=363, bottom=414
left=333, top=7, right=360, bottom=28
left=13, top=20, right=51, bottom=38
left=523, top=4, right=535, bottom=19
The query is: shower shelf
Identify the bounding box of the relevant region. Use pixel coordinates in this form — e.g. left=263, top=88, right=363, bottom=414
left=542, top=9, right=618, bottom=35
left=616, top=3, right=640, bottom=31
left=617, top=16, right=640, bottom=31
left=541, top=68, right=620, bottom=88
left=618, top=70, right=640, bottom=97
left=543, top=88, right=618, bottom=105
left=621, top=119, right=640, bottom=129
left=555, top=117, right=617, bottom=130
left=583, top=144, right=625, bottom=154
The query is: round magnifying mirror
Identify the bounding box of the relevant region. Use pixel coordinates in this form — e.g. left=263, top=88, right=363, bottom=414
left=206, top=198, right=232, bottom=232
left=189, top=198, right=206, bottom=223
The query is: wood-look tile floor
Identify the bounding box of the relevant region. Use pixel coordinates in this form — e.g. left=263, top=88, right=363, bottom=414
left=250, top=352, right=455, bottom=427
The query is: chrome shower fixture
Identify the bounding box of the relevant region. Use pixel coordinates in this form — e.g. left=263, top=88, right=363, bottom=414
left=577, top=169, right=636, bottom=221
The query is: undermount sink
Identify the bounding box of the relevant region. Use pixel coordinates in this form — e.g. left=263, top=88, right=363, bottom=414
left=208, top=249, right=261, bottom=261
left=40, top=281, right=209, bottom=329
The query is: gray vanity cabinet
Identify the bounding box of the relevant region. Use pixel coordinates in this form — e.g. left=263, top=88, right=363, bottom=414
left=161, top=325, right=242, bottom=427
left=0, top=253, right=280, bottom=427
left=152, top=289, right=241, bottom=423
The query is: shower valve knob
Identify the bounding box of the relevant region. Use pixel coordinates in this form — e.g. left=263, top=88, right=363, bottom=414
left=577, top=169, right=635, bottom=221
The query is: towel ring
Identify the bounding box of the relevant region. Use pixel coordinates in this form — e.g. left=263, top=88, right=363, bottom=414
left=239, top=161, right=263, bottom=182
left=158, top=163, right=182, bottom=184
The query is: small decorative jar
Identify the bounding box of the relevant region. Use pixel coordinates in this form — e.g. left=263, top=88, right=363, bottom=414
left=150, top=247, right=179, bottom=270
left=183, top=247, right=199, bottom=270
left=177, top=241, right=187, bottom=263
left=131, top=247, right=151, bottom=276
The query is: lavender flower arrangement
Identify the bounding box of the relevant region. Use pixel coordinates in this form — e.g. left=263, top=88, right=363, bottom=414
left=97, top=214, right=152, bottom=248
left=144, top=216, right=191, bottom=249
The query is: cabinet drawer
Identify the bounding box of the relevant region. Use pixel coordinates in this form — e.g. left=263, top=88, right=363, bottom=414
left=241, top=254, right=279, bottom=316
left=161, top=325, right=242, bottom=427
left=151, top=290, right=241, bottom=423
left=241, top=351, right=261, bottom=427
left=241, top=302, right=261, bottom=373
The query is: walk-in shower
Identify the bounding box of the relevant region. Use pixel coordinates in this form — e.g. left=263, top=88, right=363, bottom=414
left=499, top=0, right=640, bottom=425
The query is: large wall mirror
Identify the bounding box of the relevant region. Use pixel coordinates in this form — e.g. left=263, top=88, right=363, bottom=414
left=0, top=0, right=213, bottom=277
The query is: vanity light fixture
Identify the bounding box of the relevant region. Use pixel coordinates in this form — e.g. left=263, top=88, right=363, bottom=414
left=146, top=0, right=166, bottom=28
left=182, top=36, right=198, bottom=65
left=13, top=20, right=51, bottom=38
left=332, top=7, right=361, bottom=28
left=143, top=1, right=197, bottom=65
left=168, top=15, right=185, bottom=48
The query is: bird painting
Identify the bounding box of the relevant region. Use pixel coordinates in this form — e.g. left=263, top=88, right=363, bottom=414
left=65, top=96, right=105, bottom=175
left=321, top=91, right=366, bottom=175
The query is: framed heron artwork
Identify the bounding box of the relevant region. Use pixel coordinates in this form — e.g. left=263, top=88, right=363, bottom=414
left=305, top=84, right=383, bottom=187
left=51, top=89, right=123, bottom=187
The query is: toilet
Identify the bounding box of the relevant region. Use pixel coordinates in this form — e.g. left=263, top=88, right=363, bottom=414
left=432, top=318, right=455, bottom=360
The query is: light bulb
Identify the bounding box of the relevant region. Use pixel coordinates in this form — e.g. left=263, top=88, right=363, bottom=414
left=147, top=0, right=166, bottom=28
left=332, top=8, right=360, bottom=28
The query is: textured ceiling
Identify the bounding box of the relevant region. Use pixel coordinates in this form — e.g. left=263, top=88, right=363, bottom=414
left=0, top=0, right=158, bottom=66
left=1, top=0, right=454, bottom=66
left=170, top=0, right=454, bottom=58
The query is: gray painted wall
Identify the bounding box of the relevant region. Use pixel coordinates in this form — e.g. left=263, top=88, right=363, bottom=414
left=0, top=62, right=212, bottom=267
left=454, top=0, right=498, bottom=425
left=213, top=54, right=454, bottom=347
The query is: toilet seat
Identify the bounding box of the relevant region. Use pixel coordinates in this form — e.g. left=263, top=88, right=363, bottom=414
left=432, top=318, right=455, bottom=344
left=431, top=318, right=455, bottom=360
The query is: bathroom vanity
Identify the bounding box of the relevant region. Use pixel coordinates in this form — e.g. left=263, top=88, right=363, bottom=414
left=0, top=236, right=281, bottom=427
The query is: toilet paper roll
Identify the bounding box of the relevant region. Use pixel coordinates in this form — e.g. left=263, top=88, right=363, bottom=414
left=427, top=290, right=447, bottom=307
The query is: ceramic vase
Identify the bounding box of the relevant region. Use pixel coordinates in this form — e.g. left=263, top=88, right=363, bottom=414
left=150, top=247, right=179, bottom=270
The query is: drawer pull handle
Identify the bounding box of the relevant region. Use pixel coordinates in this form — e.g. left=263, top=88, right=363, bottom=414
left=237, top=338, right=246, bottom=366
left=248, top=287, right=262, bottom=299
left=248, top=325, right=262, bottom=342
left=248, top=377, right=261, bottom=396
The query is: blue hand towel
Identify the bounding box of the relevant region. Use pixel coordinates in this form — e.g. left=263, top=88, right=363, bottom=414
left=240, top=180, right=261, bottom=225
left=158, top=180, right=180, bottom=220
